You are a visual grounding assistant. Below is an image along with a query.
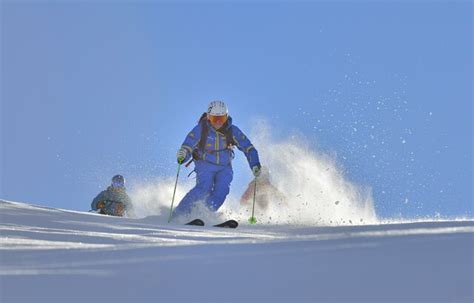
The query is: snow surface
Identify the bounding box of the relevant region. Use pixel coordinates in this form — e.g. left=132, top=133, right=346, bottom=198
left=1, top=199, right=473, bottom=303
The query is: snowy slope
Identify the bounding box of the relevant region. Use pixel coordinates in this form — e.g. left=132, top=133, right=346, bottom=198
left=0, top=199, right=473, bottom=303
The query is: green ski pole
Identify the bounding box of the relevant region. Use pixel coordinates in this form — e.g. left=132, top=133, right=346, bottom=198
left=248, top=177, right=258, bottom=224
left=168, top=163, right=182, bottom=223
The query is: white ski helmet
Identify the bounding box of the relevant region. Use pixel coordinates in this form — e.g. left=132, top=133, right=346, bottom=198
left=207, top=100, right=228, bottom=116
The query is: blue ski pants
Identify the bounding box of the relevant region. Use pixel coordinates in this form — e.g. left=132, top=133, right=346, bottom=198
left=174, top=160, right=233, bottom=216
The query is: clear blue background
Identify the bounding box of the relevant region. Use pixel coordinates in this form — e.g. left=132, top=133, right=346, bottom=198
left=1, top=1, right=472, bottom=218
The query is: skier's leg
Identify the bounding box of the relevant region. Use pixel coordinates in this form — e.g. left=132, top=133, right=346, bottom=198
left=206, top=165, right=233, bottom=211
left=174, top=161, right=215, bottom=216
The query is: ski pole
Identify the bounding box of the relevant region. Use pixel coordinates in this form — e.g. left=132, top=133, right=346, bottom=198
left=168, top=163, right=182, bottom=223
left=248, top=177, right=258, bottom=224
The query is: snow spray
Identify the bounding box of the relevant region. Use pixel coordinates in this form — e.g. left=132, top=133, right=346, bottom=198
left=130, top=119, right=377, bottom=226
left=129, top=177, right=222, bottom=223
left=221, top=120, right=378, bottom=226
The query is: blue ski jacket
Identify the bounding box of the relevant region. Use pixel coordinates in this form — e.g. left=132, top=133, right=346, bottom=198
left=180, top=117, right=260, bottom=169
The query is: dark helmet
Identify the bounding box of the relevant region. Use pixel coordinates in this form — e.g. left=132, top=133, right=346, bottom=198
left=111, top=174, right=125, bottom=188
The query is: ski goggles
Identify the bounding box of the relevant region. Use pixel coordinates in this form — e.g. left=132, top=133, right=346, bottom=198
left=112, top=180, right=125, bottom=188
left=208, top=114, right=228, bottom=125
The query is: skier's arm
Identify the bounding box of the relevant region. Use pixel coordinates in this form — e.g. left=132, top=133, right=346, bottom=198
left=91, top=191, right=106, bottom=210
left=231, top=126, right=260, bottom=169
left=240, top=182, right=254, bottom=204
left=179, top=124, right=202, bottom=163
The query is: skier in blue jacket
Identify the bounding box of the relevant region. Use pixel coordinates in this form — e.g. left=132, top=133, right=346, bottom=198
left=173, top=101, right=261, bottom=218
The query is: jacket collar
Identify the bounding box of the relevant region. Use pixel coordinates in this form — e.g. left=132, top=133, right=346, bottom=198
left=107, top=186, right=126, bottom=192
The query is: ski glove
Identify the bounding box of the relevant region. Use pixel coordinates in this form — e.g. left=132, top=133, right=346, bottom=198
left=177, top=147, right=187, bottom=164
left=252, top=165, right=261, bottom=177
left=97, top=201, right=105, bottom=210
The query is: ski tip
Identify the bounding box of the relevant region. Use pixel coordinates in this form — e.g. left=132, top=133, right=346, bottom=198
left=214, top=219, right=238, bottom=228
left=185, top=218, right=205, bottom=226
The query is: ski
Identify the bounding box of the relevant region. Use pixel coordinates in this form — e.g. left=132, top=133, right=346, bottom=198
left=184, top=219, right=238, bottom=228
left=213, top=219, right=238, bottom=229
left=185, top=218, right=205, bottom=226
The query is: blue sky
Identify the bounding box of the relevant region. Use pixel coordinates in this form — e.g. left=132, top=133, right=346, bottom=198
left=1, top=1, right=472, bottom=218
